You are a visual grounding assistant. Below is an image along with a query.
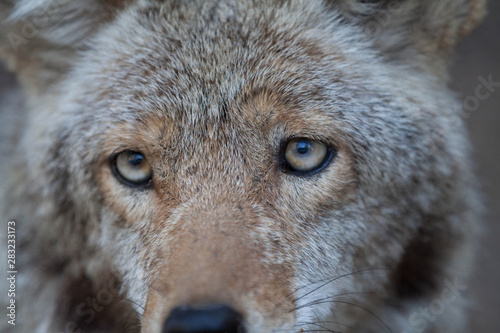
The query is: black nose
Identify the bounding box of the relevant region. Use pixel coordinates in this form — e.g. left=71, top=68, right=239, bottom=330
left=162, top=304, right=245, bottom=333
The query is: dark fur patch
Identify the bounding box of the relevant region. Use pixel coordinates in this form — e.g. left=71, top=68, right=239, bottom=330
left=391, top=217, right=460, bottom=299
left=58, top=272, right=139, bottom=333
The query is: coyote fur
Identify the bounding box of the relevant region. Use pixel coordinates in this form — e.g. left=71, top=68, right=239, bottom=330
left=0, top=0, right=486, bottom=332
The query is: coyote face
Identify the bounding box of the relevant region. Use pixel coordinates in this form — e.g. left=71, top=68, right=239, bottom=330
left=0, top=0, right=485, bottom=332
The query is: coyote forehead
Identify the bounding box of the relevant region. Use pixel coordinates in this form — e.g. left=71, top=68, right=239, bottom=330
left=0, top=0, right=485, bottom=332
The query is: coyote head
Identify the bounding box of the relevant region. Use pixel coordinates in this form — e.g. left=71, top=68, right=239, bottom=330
left=0, top=0, right=485, bottom=332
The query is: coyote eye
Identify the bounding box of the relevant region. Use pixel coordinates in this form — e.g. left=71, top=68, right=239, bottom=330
left=282, top=138, right=334, bottom=175
left=113, top=151, right=152, bottom=187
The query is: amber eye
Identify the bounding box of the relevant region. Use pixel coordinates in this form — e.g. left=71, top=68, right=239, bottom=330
left=282, top=138, right=334, bottom=175
left=113, top=151, right=152, bottom=187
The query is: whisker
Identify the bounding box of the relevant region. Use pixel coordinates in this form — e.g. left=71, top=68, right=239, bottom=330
left=295, top=320, right=356, bottom=332
left=324, top=301, right=392, bottom=333
left=294, top=291, right=383, bottom=311
left=123, top=322, right=142, bottom=333
left=295, top=320, right=351, bottom=332
left=112, top=296, right=145, bottom=313
left=291, top=268, right=388, bottom=303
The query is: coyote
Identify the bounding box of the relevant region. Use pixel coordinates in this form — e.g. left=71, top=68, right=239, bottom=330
left=0, top=0, right=486, bottom=332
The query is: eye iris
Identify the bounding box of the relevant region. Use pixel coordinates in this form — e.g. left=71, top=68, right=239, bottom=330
left=284, top=138, right=330, bottom=174
left=114, top=151, right=152, bottom=186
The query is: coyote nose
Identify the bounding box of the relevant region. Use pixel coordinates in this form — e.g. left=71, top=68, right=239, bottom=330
left=162, top=304, right=244, bottom=333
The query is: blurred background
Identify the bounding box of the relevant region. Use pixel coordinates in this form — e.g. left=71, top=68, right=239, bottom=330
left=0, top=2, right=498, bottom=332
left=451, top=1, right=500, bottom=331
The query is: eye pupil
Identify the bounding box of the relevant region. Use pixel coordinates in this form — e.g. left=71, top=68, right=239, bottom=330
left=296, top=142, right=309, bottom=154
left=128, top=153, right=144, bottom=166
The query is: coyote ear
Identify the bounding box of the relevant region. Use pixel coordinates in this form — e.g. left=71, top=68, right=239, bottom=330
left=0, top=0, right=128, bottom=92
left=334, top=0, right=486, bottom=66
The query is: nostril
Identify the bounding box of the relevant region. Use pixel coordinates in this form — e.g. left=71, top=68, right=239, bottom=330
left=162, top=304, right=245, bottom=333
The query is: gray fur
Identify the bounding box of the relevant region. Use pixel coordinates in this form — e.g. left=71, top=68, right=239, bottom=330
left=0, top=0, right=485, bottom=332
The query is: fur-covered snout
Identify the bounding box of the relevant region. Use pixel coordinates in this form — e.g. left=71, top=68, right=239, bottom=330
left=142, top=202, right=295, bottom=333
